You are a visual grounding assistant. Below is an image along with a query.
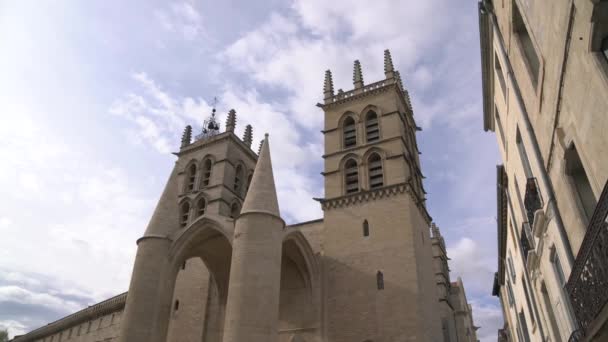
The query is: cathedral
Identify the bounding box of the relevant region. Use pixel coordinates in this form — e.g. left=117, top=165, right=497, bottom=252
left=12, top=51, right=477, bottom=342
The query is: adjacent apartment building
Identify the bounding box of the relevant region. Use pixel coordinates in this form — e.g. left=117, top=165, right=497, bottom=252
left=478, top=0, right=608, bottom=341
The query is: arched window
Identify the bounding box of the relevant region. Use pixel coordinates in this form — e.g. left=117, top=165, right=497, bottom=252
left=343, top=116, right=357, bottom=148
left=196, top=198, right=206, bottom=217
left=186, top=164, right=197, bottom=191
left=180, top=202, right=190, bottom=228
left=368, top=153, right=384, bottom=189
left=376, top=271, right=384, bottom=290
left=365, top=111, right=379, bottom=142
left=344, top=159, right=359, bottom=194
left=202, top=159, right=212, bottom=187
left=230, top=202, right=240, bottom=219
left=363, top=220, right=369, bottom=237
left=174, top=300, right=180, bottom=311
left=234, top=165, right=244, bottom=193
left=245, top=173, right=253, bottom=193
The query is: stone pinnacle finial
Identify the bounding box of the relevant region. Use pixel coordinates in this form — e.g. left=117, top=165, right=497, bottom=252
left=353, top=60, right=364, bottom=89
left=384, top=49, right=395, bottom=79
left=258, top=139, right=264, bottom=154
left=323, top=69, right=334, bottom=101
left=431, top=222, right=441, bottom=238
left=243, top=124, right=253, bottom=148
left=241, top=134, right=280, bottom=217
left=395, top=70, right=404, bottom=91
left=181, top=125, right=192, bottom=148
left=225, top=109, right=236, bottom=133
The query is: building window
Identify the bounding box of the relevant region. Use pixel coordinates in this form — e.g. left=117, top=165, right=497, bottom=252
left=234, top=164, right=244, bottom=194
left=180, top=202, right=190, bottom=228
left=365, top=111, right=380, bottom=142
left=507, top=250, right=517, bottom=283
left=344, top=159, right=359, bottom=194
left=516, top=128, right=533, bottom=178
left=186, top=164, right=197, bottom=192
left=182, top=261, right=186, bottom=270
left=550, top=246, right=566, bottom=289
left=376, top=271, right=384, bottom=290
left=519, top=309, right=531, bottom=342
left=541, top=282, right=563, bottom=342
left=230, top=202, right=240, bottom=219
left=565, top=143, right=597, bottom=222
left=368, top=153, right=384, bottom=189
left=343, top=117, right=357, bottom=148
left=513, top=1, right=540, bottom=87
left=507, top=280, right=515, bottom=307
left=202, top=159, right=212, bottom=187
left=197, top=198, right=206, bottom=217
left=522, top=277, right=535, bottom=325
left=174, top=300, right=180, bottom=311
left=363, top=220, right=369, bottom=237
left=495, top=106, right=506, bottom=148
left=495, top=53, right=507, bottom=100
left=245, top=173, right=253, bottom=194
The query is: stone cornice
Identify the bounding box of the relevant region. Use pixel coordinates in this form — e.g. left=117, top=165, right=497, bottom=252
left=176, top=131, right=258, bottom=160
left=479, top=0, right=495, bottom=132
left=13, top=292, right=127, bottom=342
left=315, top=181, right=432, bottom=223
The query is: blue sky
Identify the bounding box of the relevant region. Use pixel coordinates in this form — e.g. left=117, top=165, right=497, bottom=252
left=0, top=0, right=503, bottom=340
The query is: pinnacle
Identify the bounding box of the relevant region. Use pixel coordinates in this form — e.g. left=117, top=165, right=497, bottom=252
left=384, top=49, right=395, bottom=76
left=323, top=69, right=334, bottom=100
left=181, top=125, right=192, bottom=148
left=243, top=124, right=253, bottom=148
left=353, top=60, right=364, bottom=89
left=241, top=134, right=280, bottom=218
left=226, top=109, right=236, bottom=133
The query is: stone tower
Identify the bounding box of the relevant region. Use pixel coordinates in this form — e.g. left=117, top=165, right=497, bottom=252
left=317, top=50, right=442, bottom=342
left=118, top=109, right=260, bottom=342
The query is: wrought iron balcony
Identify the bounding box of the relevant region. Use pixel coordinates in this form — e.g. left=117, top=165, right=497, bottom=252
left=524, top=177, right=543, bottom=226
left=566, top=181, right=608, bottom=338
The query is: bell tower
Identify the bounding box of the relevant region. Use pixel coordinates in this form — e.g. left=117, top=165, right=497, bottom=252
left=318, top=50, right=442, bottom=342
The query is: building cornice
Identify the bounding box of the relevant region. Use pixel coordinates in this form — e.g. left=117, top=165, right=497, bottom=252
left=13, top=292, right=127, bottom=342
left=479, top=0, right=495, bottom=132
left=315, top=181, right=432, bottom=223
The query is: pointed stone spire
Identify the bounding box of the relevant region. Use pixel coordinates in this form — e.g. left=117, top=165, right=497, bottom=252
left=181, top=125, right=192, bottom=148
left=353, top=60, right=364, bottom=89
left=225, top=109, right=236, bottom=133
left=241, top=134, right=280, bottom=217
left=384, top=49, right=395, bottom=79
left=242, top=124, right=253, bottom=148
left=323, top=69, right=334, bottom=101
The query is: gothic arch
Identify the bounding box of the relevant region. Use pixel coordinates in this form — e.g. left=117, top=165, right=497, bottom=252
left=362, top=148, right=386, bottom=191
left=339, top=112, right=359, bottom=149
left=233, top=160, right=247, bottom=197
left=338, top=110, right=360, bottom=126
left=282, top=230, right=319, bottom=284
left=182, top=159, right=199, bottom=193
left=177, top=197, right=193, bottom=228
left=192, top=193, right=209, bottom=218
left=359, top=104, right=383, bottom=121
left=199, top=154, right=216, bottom=188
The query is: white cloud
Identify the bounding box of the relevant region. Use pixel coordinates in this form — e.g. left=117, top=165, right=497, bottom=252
left=0, top=286, right=82, bottom=313
left=0, top=320, right=27, bottom=339
left=154, top=1, right=206, bottom=41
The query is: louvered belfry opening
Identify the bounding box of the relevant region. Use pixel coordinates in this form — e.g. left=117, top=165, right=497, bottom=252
left=368, top=153, right=383, bottom=189
left=366, top=111, right=379, bottom=142
left=343, top=117, right=357, bottom=148
left=345, top=159, right=359, bottom=194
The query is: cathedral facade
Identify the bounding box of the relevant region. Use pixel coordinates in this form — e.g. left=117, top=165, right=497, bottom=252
left=12, top=51, right=477, bottom=342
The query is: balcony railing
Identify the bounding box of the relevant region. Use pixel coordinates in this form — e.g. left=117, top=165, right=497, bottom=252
left=566, top=180, right=608, bottom=337
left=524, top=177, right=543, bottom=226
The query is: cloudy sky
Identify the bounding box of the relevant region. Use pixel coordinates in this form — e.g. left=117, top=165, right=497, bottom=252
left=0, top=0, right=503, bottom=340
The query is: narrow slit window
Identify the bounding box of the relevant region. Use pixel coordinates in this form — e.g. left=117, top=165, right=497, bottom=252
left=368, top=153, right=384, bottom=189
left=363, top=220, right=369, bottom=237
left=197, top=198, right=206, bottom=217
left=565, top=144, right=597, bottom=221
left=365, top=111, right=380, bottom=142
left=202, top=159, right=212, bottom=187
left=234, top=165, right=243, bottom=193
left=344, top=159, right=359, bottom=194
left=174, top=300, right=180, bottom=311
left=187, top=164, right=197, bottom=191
left=603, top=36, right=608, bottom=62
left=343, top=117, right=357, bottom=148
left=245, top=173, right=253, bottom=193
left=180, top=202, right=190, bottom=228
left=377, top=271, right=384, bottom=290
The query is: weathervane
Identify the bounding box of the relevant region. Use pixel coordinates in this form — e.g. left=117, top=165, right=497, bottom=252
left=196, top=96, right=221, bottom=141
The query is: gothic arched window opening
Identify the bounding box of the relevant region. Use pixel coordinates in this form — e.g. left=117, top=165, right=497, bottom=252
left=368, top=153, right=384, bottom=189
left=180, top=202, right=190, bottom=228
left=197, top=198, right=206, bottom=217
left=202, top=159, right=212, bottom=187
left=343, top=117, right=357, bottom=148
left=345, top=159, right=359, bottom=194
left=174, top=300, right=180, bottom=311
left=365, top=111, right=379, bottom=142
left=230, top=202, right=240, bottom=219
left=363, top=220, right=369, bottom=237
left=234, top=165, right=244, bottom=193
left=377, top=271, right=384, bottom=290
left=187, top=164, right=197, bottom=191
left=246, top=173, right=253, bottom=194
